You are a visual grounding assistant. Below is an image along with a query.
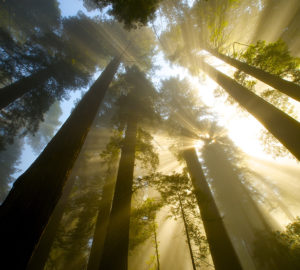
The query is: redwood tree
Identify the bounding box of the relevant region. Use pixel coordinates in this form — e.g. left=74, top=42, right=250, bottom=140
left=198, top=58, right=300, bottom=161
left=0, top=57, right=121, bottom=269
left=98, top=66, right=158, bottom=270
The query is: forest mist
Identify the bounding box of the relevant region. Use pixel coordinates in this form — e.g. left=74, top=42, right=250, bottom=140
left=0, top=0, right=300, bottom=269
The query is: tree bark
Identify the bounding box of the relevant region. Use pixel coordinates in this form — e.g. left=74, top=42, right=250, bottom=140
left=178, top=194, right=196, bottom=270
left=183, top=148, right=242, bottom=270
left=205, top=47, right=300, bottom=102
left=26, top=176, right=76, bottom=270
left=0, top=61, right=63, bottom=110
left=203, top=142, right=291, bottom=269
left=0, top=57, right=120, bottom=269
left=98, top=117, right=138, bottom=270
left=198, top=59, right=300, bottom=161
left=87, top=175, right=116, bottom=270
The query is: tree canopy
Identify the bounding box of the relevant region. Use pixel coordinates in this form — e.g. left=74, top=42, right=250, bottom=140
left=1, top=1, right=300, bottom=270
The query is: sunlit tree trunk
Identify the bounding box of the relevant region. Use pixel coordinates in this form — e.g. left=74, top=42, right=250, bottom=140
left=99, top=116, right=138, bottom=270
left=178, top=194, right=196, bottom=270
left=26, top=175, right=76, bottom=270
left=204, top=47, right=300, bottom=102
left=87, top=175, right=116, bottom=270
left=0, top=61, right=63, bottom=110
left=198, top=59, right=300, bottom=161
left=0, top=57, right=121, bottom=269
left=183, top=148, right=242, bottom=270
left=203, top=142, right=289, bottom=270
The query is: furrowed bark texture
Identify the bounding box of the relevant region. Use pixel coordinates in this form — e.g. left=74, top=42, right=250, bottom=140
left=0, top=57, right=120, bottom=269
left=199, top=59, right=300, bottom=161
left=206, top=48, right=300, bottom=102
left=183, top=148, right=242, bottom=270
left=99, top=117, right=138, bottom=270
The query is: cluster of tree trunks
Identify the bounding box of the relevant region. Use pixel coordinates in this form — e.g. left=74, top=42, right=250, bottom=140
left=204, top=47, right=300, bottom=102
left=197, top=58, right=300, bottom=161
left=1, top=37, right=300, bottom=270
left=99, top=116, right=138, bottom=270
left=0, top=57, right=121, bottom=269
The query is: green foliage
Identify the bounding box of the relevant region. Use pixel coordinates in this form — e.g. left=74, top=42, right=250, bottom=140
left=240, top=40, right=300, bottom=82
left=159, top=77, right=208, bottom=140
left=147, top=172, right=210, bottom=267
left=135, top=128, right=159, bottom=171
left=254, top=217, right=300, bottom=269
left=234, top=39, right=300, bottom=158
left=129, top=198, right=162, bottom=251
left=100, top=127, right=159, bottom=173
left=84, top=0, right=162, bottom=29
left=0, top=0, right=60, bottom=39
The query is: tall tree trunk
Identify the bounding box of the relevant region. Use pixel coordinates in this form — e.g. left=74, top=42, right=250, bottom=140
left=0, top=61, right=63, bottom=110
left=198, top=59, right=300, bottom=161
left=203, top=142, right=289, bottom=269
left=26, top=176, right=76, bottom=270
left=99, top=117, right=138, bottom=270
left=204, top=47, right=300, bottom=102
left=0, top=57, right=121, bottom=270
left=178, top=194, right=196, bottom=270
left=183, top=148, right=242, bottom=270
left=87, top=175, right=116, bottom=270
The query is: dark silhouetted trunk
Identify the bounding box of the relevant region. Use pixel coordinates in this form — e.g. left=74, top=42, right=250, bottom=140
left=87, top=176, right=116, bottom=270
left=205, top=47, right=300, bottom=102
left=183, top=148, right=242, bottom=270
left=198, top=59, right=300, bottom=161
left=99, top=117, right=138, bottom=270
left=0, top=57, right=120, bottom=269
left=26, top=176, right=76, bottom=270
left=178, top=194, right=196, bottom=270
left=0, top=61, right=63, bottom=110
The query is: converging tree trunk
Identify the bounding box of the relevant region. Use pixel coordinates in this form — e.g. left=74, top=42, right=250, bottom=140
left=204, top=47, right=300, bottom=102
left=183, top=148, right=242, bottom=270
left=0, top=57, right=121, bottom=269
left=87, top=175, right=116, bottom=270
left=99, top=116, right=138, bottom=270
left=198, top=59, right=300, bottom=161
left=0, top=61, right=64, bottom=110
left=26, top=176, right=76, bottom=270
left=203, top=142, right=289, bottom=269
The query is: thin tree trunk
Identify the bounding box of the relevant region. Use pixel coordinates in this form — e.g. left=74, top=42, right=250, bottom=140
left=87, top=175, right=116, bottom=270
left=0, top=61, right=63, bottom=110
left=153, top=220, right=160, bottom=270
left=183, top=148, right=242, bottom=270
left=99, top=117, right=138, bottom=270
left=0, top=57, right=121, bottom=269
left=198, top=59, right=300, bottom=161
left=178, top=194, right=197, bottom=270
left=26, top=175, right=76, bottom=270
left=205, top=47, right=300, bottom=102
